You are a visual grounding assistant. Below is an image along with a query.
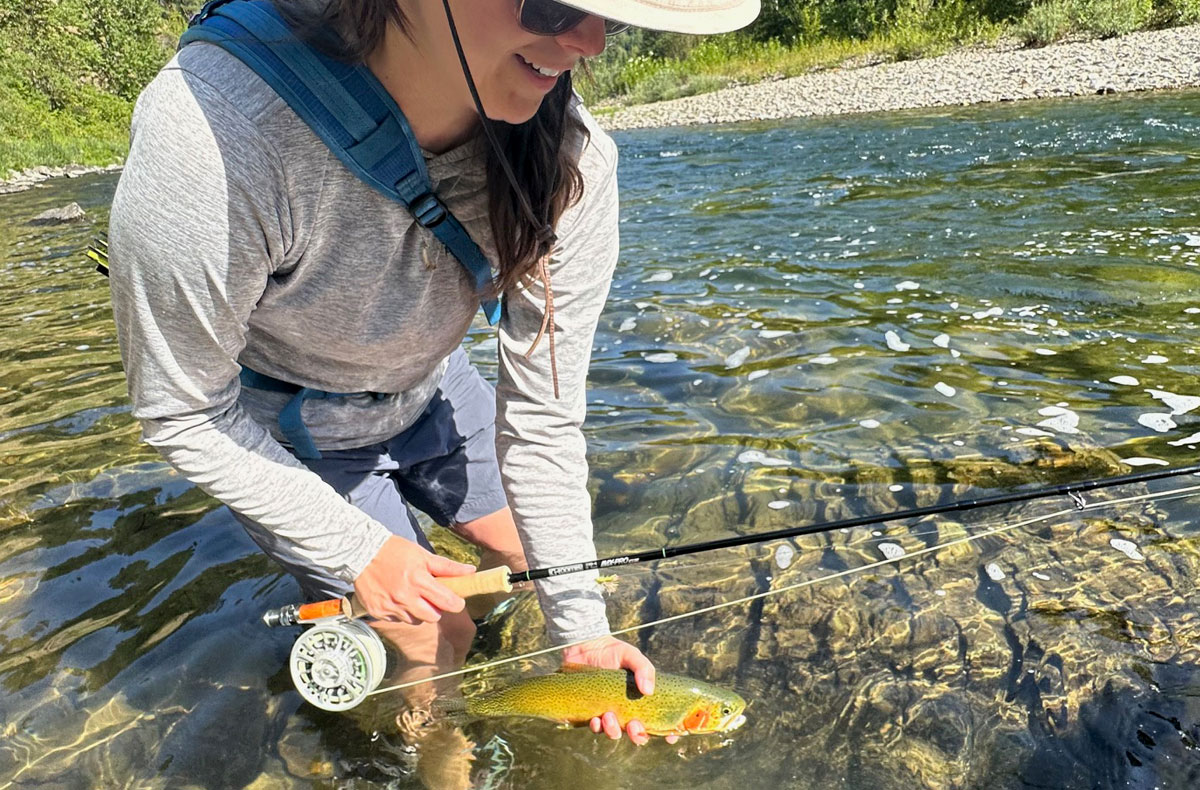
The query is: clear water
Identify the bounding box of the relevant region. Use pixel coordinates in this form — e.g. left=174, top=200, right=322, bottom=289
left=3, top=89, right=1200, bottom=789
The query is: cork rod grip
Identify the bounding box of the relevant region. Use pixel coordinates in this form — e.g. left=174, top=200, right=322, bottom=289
left=438, top=566, right=513, bottom=598
left=337, top=566, right=514, bottom=619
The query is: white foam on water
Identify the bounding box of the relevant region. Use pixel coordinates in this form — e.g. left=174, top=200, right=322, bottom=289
left=1138, top=413, right=1177, bottom=432
left=885, top=330, right=910, bottom=352
left=748, top=370, right=769, bottom=381
left=934, top=589, right=947, bottom=597
left=1034, top=348, right=1056, bottom=356
left=896, top=280, right=920, bottom=291
left=879, top=542, right=905, bottom=560
left=972, top=307, right=1004, bottom=320
left=950, top=349, right=961, bottom=358
left=933, top=333, right=951, bottom=348
left=724, top=346, right=751, bottom=368
left=1186, top=307, right=1200, bottom=314
left=1168, top=431, right=1200, bottom=446
left=1031, top=572, right=1051, bottom=581
left=985, top=563, right=1006, bottom=581
left=643, top=352, right=678, bottom=364
left=635, top=301, right=653, bottom=309
left=1036, top=405, right=1080, bottom=434
left=853, top=281, right=865, bottom=289
left=934, top=382, right=956, bottom=397
left=1016, top=427, right=1055, bottom=437
left=810, top=355, right=838, bottom=365
left=644, top=272, right=673, bottom=283
left=1109, top=538, right=1145, bottom=561
left=1147, top=388, right=1200, bottom=415
left=888, top=484, right=903, bottom=492
left=767, top=500, right=790, bottom=510
left=775, top=544, right=795, bottom=570
left=1123, top=457, right=1168, bottom=466
left=759, top=329, right=790, bottom=339
left=1141, top=354, right=1169, bottom=364
left=618, top=317, right=637, bottom=332
left=860, top=419, right=881, bottom=429
left=75, top=345, right=89, bottom=351
left=1109, top=375, right=1139, bottom=386
left=737, top=450, right=791, bottom=467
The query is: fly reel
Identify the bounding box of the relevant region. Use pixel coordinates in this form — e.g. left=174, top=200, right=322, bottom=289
left=288, top=617, right=386, bottom=712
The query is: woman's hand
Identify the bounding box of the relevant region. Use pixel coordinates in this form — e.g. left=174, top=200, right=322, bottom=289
left=561, top=636, right=680, bottom=746
left=353, top=535, right=475, bottom=624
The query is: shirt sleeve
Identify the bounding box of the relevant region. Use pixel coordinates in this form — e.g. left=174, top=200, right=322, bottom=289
left=108, top=60, right=391, bottom=583
left=495, top=111, right=620, bottom=644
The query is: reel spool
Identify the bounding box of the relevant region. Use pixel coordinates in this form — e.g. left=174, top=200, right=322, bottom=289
left=289, top=617, right=386, bottom=711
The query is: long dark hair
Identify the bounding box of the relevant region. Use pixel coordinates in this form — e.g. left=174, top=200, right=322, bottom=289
left=278, top=0, right=587, bottom=295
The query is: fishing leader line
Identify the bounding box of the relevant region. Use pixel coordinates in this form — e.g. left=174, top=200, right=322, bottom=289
left=366, top=479, right=1200, bottom=698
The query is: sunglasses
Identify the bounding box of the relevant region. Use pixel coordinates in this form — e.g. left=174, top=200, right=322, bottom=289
left=517, top=0, right=631, bottom=37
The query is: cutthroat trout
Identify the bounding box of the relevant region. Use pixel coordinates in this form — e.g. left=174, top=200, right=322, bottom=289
left=442, top=666, right=746, bottom=737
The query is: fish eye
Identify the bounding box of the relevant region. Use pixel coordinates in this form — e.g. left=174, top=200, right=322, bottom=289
left=722, top=705, right=731, bottom=716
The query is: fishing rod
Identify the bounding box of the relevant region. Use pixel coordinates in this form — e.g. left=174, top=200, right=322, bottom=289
left=264, top=461, right=1200, bottom=627
left=272, top=463, right=1200, bottom=710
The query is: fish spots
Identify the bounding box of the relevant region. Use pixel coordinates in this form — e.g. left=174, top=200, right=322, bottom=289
left=1110, top=538, right=1145, bottom=561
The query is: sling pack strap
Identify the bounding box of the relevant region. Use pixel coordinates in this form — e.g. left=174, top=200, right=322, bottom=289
left=238, top=368, right=389, bottom=460
left=181, top=0, right=502, bottom=325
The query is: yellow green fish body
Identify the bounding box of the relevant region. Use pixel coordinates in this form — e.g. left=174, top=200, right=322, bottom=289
left=458, top=667, right=746, bottom=736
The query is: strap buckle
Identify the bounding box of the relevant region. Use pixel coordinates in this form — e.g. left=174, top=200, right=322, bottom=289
left=411, top=193, right=448, bottom=229
left=189, top=0, right=235, bottom=26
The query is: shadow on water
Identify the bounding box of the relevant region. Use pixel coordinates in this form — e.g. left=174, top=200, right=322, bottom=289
left=4, top=91, right=1200, bottom=788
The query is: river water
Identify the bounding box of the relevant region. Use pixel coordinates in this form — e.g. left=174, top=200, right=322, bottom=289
left=2, top=89, right=1200, bottom=789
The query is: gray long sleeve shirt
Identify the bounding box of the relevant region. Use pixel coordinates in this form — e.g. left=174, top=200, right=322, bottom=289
left=108, top=43, right=618, bottom=643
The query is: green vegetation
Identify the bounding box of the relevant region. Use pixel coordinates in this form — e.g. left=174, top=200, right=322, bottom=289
left=1, top=0, right=1198, bottom=175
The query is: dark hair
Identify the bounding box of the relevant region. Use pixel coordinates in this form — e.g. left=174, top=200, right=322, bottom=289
left=278, top=0, right=587, bottom=295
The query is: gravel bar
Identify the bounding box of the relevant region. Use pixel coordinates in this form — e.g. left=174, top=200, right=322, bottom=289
left=601, top=24, right=1200, bottom=131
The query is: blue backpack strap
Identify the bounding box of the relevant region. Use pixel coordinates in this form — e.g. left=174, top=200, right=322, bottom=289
left=182, top=0, right=501, bottom=325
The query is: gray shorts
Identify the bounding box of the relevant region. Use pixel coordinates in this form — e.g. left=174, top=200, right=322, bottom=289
left=235, top=347, right=509, bottom=598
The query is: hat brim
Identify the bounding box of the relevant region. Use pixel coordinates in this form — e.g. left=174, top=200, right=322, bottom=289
left=557, top=0, right=761, bottom=35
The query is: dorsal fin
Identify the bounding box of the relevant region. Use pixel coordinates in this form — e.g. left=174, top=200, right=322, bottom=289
left=559, top=662, right=596, bottom=673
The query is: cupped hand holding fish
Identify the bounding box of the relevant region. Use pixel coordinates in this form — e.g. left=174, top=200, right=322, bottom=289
left=561, top=635, right=679, bottom=746
left=353, top=535, right=474, bottom=624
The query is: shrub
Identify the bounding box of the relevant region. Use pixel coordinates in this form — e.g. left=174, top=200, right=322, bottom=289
left=1017, top=0, right=1077, bottom=43
left=1076, top=0, right=1154, bottom=35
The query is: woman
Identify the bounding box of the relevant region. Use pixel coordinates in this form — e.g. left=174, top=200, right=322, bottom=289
left=109, top=0, right=758, bottom=745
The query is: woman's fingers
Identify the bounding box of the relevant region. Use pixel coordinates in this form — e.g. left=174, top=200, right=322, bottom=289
left=601, top=711, right=621, bottom=739
left=625, top=719, right=649, bottom=746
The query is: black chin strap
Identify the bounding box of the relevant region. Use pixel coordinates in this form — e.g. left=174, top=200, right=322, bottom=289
left=439, top=0, right=557, bottom=251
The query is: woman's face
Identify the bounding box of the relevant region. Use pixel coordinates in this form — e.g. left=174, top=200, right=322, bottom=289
left=419, top=0, right=608, bottom=124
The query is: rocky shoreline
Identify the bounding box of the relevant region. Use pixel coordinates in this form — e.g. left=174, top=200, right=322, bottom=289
left=4, top=24, right=1200, bottom=193
left=0, top=162, right=124, bottom=195
left=600, top=23, right=1200, bottom=131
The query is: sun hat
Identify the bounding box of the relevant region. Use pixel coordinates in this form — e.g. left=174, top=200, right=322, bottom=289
left=557, top=0, right=761, bottom=35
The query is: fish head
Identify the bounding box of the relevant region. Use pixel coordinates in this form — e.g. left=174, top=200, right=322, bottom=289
left=680, top=689, right=747, bottom=734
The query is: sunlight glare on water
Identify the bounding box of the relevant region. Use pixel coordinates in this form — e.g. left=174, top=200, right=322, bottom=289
left=3, top=90, right=1200, bottom=788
